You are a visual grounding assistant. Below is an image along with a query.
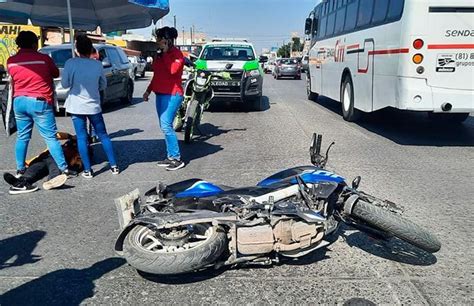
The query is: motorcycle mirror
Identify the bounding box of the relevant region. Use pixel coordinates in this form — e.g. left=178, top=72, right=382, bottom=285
left=351, top=176, right=361, bottom=189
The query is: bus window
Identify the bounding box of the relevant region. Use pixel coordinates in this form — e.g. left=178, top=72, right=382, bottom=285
left=357, top=0, right=374, bottom=27
left=319, top=16, right=328, bottom=38
left=372, top=0, right=389, bottom=24
left=326, top=12, right=336, bottom=36
left=334, top=6, right=347, bottom=34
left=387, top=0, right=404, bottom=20
left=344, top=0, right=359, bottom=32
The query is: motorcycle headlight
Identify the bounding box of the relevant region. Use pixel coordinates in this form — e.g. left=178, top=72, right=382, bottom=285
left=196, top=77, right=207, bottom=86
left=246, top=69, right=260, bottom=77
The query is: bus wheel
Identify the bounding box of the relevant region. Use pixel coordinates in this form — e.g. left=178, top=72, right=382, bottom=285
left=306, top=73, right=318, bottom=101
left=341, top=75, right=361, bottom=122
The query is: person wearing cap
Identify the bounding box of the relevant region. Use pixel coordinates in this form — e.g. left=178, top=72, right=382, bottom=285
left=143, top=26, right=185, bottom=171
left=7, top=31, right=77, bottom=186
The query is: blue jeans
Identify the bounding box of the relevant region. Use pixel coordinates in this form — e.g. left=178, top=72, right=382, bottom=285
left=71, top=113, right=117, bottom=171
left=156, top=93, right=183, bottom=160
left=13, top=96, right=67, bottom=171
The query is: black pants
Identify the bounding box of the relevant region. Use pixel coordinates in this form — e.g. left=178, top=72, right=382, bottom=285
left=22, top=155, right=61, bottom=184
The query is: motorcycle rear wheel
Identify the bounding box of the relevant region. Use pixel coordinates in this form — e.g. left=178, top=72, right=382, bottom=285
left=123, top=224, right=227, bottom=275
left=184, top=100, right=200, bottom=144
left=351, top=200, right=441, bottom=253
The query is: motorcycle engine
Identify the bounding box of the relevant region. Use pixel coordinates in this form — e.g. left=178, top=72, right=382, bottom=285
left=236, top=219, right=323, bottom=255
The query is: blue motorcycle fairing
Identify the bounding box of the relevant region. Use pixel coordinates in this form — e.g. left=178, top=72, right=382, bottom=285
left=257, top=166, right=345, bottom=187
left=175, top=181, right=224, bottom=198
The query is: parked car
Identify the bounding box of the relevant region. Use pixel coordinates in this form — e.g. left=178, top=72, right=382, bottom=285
left=273, top=58, right=301, bottom=80
left=128, top=55, right=146, bottom=79
left=265, top=58, right=277, bottom=74
left=40, top=44, right=134, bottom=112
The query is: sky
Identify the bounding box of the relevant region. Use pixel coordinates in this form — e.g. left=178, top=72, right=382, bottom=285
left=134, top=0, right=319, bottom=53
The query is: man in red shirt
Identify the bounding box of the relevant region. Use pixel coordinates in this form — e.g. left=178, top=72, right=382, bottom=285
left=7, top=31, right=75, bottom=193
left=143, top=27, right=185, bottom=171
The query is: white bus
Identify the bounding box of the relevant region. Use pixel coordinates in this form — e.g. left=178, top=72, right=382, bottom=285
left=304, top=0, right=474, bottom=122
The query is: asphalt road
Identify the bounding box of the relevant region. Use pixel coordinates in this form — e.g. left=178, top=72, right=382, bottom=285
left=0, top=73, right=473, bottom=305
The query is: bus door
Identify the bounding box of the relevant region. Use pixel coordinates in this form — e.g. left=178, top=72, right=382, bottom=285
left=355, top=39, right=374, bottom=112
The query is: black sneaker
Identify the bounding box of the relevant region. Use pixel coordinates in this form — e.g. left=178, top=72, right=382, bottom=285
left=15, top=169, right=26, bottom=178
left=4, top=172, right=20, bottom=185
left=166, top=159, right=185, bottom=171
left=8, top=180, right=38, bottom=195
left=62, top=169, right=78, bottom=178
left=81, top=170, right=93, bottom=179
left=157, top=158, right=173, bottom=167
left=110, top=166, right=120, bottom=175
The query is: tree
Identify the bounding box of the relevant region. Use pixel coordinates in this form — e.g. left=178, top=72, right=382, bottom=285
left=277, top=43, right=290, bottom=58
left=277, top=37, right=304, bottom=58
left=291, top=37, right=304, bottom=52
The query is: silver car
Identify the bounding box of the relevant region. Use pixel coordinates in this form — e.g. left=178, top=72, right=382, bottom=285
left=40, top=44, right=134, bottom=112
left=273, top=58, right=302, bottom=80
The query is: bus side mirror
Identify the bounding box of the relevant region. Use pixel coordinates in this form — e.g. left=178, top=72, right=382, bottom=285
left=305, top=18, right=313, bottom=35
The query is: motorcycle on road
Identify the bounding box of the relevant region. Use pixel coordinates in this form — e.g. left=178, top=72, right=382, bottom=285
left=173, top=67, right=232, bottom=143
left=114, top=133, right=441, bottom=275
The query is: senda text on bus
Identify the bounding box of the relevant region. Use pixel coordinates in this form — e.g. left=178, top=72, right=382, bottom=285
left=304, top=0, right=473, bottom=123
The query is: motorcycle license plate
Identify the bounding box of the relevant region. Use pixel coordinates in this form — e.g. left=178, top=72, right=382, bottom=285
left=211, top=81, right=240, bottom=87
left=114, top=189, right=141, bottom=229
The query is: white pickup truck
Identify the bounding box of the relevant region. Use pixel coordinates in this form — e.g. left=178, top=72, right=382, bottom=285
left=128, top=56, right=146, bottom=79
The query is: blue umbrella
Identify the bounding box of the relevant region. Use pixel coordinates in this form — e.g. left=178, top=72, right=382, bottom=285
left=0, top=0, right=169, bottom=32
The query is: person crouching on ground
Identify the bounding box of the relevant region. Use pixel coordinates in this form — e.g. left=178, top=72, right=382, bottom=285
left=61, top=35, right=119, bottom=179
left=143, top=26, right=185, bottom=171
left=4, top=132, right=83, bottom=194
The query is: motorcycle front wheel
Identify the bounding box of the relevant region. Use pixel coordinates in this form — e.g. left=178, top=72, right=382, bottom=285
left=184, top=100, right=200, bottom=144
left=173, top=110, right=184, bottom=132
left=123, top=223, right=227, bottom=275
left=351, top=200, right=441, bottom=253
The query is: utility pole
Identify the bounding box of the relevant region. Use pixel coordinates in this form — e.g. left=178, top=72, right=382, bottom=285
left=190, top=27, right=193, bottom=44
left=182, top=27, right=185, bottom=45
left=173, top=15, right=176, bottom=28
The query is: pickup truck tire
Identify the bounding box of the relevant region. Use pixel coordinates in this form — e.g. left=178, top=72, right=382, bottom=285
left=248, top=95, right=265, bottom=111
left=121, top=80, right=134, bottom=104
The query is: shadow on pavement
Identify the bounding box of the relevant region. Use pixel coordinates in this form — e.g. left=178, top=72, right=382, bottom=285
left=208, top=95, right=271, bottom=113
left=193, top=123, right=246, bottom=142
left=344, top=231, right=437, bottom=266
left=0, top=230, right=46, bottom=270
left=343, top=298, right=377, bottom=306
left=109, top=128, right=144, bottom=139
left=137, top=267, right=228, bottom=284
left=313, top=96, right=474, bottom=147
left=0, top=257, right=125, bottom=306
left=91, top=138, right=223, bottom=171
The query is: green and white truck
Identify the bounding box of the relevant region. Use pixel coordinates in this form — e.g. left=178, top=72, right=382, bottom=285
left=194, top=40, right=265, bottom=110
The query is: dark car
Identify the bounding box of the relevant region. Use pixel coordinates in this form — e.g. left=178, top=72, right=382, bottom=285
left=273, top=58, right=301, bottom=80
left=40, top=43, right=134, bottom=112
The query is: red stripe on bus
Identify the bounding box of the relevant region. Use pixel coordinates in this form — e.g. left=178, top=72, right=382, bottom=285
left=428, top=44, right=474, bottom=49
left=369, top=48, right=409, bottom=55
left=347, top=44, right=359, bottom=50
